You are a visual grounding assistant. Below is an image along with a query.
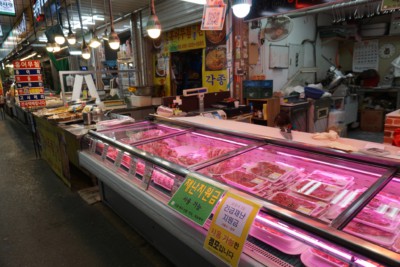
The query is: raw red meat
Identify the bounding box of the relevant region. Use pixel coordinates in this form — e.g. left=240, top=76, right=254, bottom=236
left=152, top=171, right=174, bottom=191
left=311, top=248, right=349, bottom=267
left=356, top=208, right=391, bottom=227
left=206, top=156, right=244, bottom=175
left=270, top=192, right=320, bottom=215
left=293, top=179, right=339, bottom=201
left=248, top=161, right=290, bottom=181
left=345, top=221, right=393, bottom=237
left=222, top=170, right=264, bottom=189
left=178, top=153, right=205, bottom=166
left=206, top=147, right=232, bottom=158
left=307, top=171, right=353, bottom=188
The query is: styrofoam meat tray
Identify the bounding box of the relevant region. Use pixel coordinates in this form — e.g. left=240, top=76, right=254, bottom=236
left=290, top=178, right=341, bottom=202
left=222, top=170, right=271, bottom=192
left=344, top=221, right=398, bottom=248
left=353, top=207, right=400, bottom=233
left=246, top=161, right=296, bottom=183
left=250, top=222, right=307, bottom=255
left=306, top=170, right=354, bottom=188
left=269, top=192, right=327, bottom=216
left=301, top=248, right=349, bottom=267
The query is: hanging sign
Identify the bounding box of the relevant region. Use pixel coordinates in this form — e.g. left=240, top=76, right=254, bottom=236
left=13, top=60, right=46, bottom=109
left=168, top=173, right=225, bottom=226
left=0, top=0, right=16, bottom=16
left=204, top=191, right=261, bottom=267
left=381, top=0, right=400, bottom=11
left=164, top=24, right=206, bottom=52
left=201, top=1, right=226, bottom=31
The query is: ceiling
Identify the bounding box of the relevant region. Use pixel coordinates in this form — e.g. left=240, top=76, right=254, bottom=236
left=0, top=0, right=167, bottom=60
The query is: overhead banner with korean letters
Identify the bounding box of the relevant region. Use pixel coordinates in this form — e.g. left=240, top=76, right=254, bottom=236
left=13, top=60, right=46, bottom=109
left=204, top=191, right=261, bottom=266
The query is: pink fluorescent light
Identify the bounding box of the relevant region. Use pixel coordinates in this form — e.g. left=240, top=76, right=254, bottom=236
left=256, top=215, right=380, bottom=267
left=191, top=132, right=247, bottom=146
left=276, top=152, right=382, bottom=177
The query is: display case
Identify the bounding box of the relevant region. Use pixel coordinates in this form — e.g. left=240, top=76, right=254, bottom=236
left=79, top=118, right=400, bottom=267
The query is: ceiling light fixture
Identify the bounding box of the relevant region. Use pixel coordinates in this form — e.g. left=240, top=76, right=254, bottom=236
left=232, top=0, right=252, bottom=18
left=65, top=0, right=76, bottom=45
left=54, top=3, right=66, bottom=44
left=53, top=43, right=61, bottom=52
left=81, top=40, right=91, bottom=59
left=89, top=34, right=101, bottom=48
left=46, top=42, right=54, bottom=52
left=146, top=0, right=161, bottom=39
left=107, top=0, right=120, bottom=50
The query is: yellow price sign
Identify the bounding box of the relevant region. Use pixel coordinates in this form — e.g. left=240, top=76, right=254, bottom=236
left=204, top=191, right=261, bottom=266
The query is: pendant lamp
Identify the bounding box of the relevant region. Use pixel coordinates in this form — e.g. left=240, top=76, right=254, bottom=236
left=232, top=0, right=252, bottom=18
left=76, top=0, right=91, bottom=59
left=107, top=0, right=120, bottom=50
left=89, top=34, right=101, bottom=48
left=146, top=0, right=161, bottom=39
left=46, top=42, right=54, bottom=52
left=65, top=0, right=76, bottom=45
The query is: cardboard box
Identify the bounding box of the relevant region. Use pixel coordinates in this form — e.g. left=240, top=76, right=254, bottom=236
left=360, top=109, right=384, bottom=132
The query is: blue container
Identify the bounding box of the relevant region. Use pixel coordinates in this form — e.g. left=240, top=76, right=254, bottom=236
left=304, top=86, right=325, bottom=99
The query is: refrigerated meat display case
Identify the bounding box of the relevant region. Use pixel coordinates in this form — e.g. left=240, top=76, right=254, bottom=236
left=79, top=118, right=400, bottom=267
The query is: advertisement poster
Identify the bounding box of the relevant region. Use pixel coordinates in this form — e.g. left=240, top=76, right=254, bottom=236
left=203, top=24, right=228, bottom=92
left=204, top=191, right=261, bottom=266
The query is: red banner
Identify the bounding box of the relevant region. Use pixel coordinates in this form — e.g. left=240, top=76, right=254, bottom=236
left=13, top=60, right=41, bottom=69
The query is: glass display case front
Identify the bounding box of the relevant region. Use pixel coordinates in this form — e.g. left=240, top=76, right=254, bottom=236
left=80, top=119, right=400, bottom=267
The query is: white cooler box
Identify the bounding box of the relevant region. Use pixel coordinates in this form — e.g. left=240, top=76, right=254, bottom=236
left=130, top=96, right=152, bottom=107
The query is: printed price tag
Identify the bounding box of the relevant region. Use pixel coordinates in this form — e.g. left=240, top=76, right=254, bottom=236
left=90, top=139, right=98, bottom=154
left=114, top=150, right=123, bottom=168
left=204, top=191, right=261, bottom=266
left=168, top=173, right=225, bottom=226
left=141, top=162, right=154, bottom=187
left=128, top=156, right=138, bottom=178
left=101, top=144, right=109, bottom=160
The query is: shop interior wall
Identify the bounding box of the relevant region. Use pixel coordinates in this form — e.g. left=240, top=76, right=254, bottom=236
left=248, top=14, right=322, bottom=92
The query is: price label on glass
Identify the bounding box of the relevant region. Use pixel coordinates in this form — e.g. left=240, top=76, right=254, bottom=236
left=141, top=162, right=154, bottom=188
left=168, top=173, right=225, bottom=226
left=128, top=156, right=137, bottom=178
left=101, top=144, right=109, bottom=160
left=114, top=150, right=123, bottom=168
left=204, top=191, right=261, bottom=266
left=90, top=139, right=97, bottom=154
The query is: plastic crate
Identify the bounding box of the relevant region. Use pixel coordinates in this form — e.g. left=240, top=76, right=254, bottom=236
left=243, top=80, right=273, bottom=99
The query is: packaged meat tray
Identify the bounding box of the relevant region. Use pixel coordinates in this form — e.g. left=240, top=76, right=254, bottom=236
left=269, top=192, right=327, bottom=216
left=152, top=170, right=174, bottom=191
left=354, top=207, right=400, bottom=233
left=306, top=170, right=354, bottom=188
left=246, top=161, right=296, bottom=182
left=392, top=235, right=400, bottom=252
left=221, top=170, right=269, bottom=191
left=301, top=247, right=349, bottom=267
left=322, top=189, right=363, bottom=220
left=291, top=179, right=341, bottom=202
left=250, top=221, right=307, bottom=255
left=120, top=129, right=167, bottom=144
left=344, top=221, right=398, bottom=248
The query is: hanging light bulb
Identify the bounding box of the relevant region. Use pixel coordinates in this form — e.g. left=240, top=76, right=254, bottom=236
left=54, top=34, right=66, bottom=45
left=53, top=43, right=61, bottom=52
left=89, top=34, right=101, bottom=48
left=232, top=0, right=252, bottom=18
left=67, top=30, right=77, bottom=45
left=107, top=0, right=120, bottom=50
left=81, top=40, right=91, bottom=59
left=46, top=42, right=54, bottom=52
left=146, top=0, right=161, bottom=39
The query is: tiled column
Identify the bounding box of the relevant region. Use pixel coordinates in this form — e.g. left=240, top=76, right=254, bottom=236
left=384, top=110, right=400, bottom=144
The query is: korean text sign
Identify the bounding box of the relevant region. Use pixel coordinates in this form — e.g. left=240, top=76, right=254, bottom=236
left=168, top=173, right=225, bottom=226
left=204, top=191, right=261, bottom=266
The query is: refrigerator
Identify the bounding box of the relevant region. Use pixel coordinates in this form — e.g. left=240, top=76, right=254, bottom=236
left=79, top=118, right=400, bottom=267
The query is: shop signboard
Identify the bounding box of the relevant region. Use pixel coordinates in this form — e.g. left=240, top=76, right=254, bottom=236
left=168, top=173, right=225, bottom=226
left=13, top=60, right=45, bottom=109
left=204, top=191, right=261, bottom=267
left=164, top=24, right=206, bottom=53
left=0, top=0, right=16, bottom=16
left=381, top=0, right=400, bottom=10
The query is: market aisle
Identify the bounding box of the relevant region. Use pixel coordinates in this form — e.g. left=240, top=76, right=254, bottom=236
left=0, top=116, right=174, bottom=267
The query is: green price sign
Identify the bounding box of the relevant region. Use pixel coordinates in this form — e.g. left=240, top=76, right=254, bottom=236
left=381, top=0, right=400, bottom=10
left=168, top=173, right=225, bottom=226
